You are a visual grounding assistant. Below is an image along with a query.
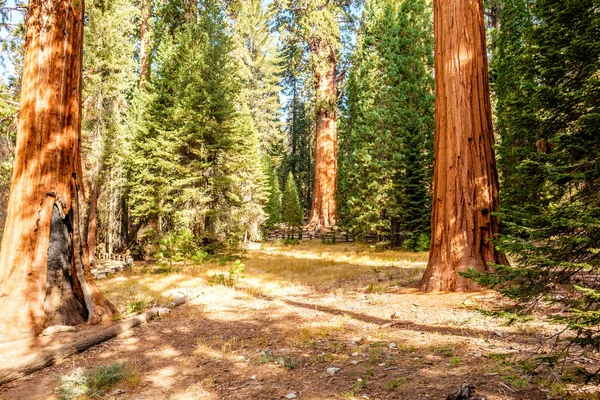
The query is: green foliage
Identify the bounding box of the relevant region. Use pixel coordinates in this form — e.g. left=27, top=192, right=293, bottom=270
left=386, top=377, right=406, bottom=391
left=339, top=0, right=434, bottom=249
left=281, top=172, right=304, bottom=228
left=124, top=296, right=150, bottom=314
left=127, top=0, right=268, bottom=246
left=0, top=82, right=17, bottom=248
left=229, top=0, right=285, bottom=155
left=472, top=0, right=600, bottom=354
left=263, top=155, right=282, bottom=228
left=83, top=0, right=138, bottom=252
left=208, top=259, right=245, bottom=287
left=56, top=363, right=134, bottom=399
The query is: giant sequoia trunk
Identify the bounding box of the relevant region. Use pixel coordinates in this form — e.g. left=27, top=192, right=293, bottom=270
left=0, top=0, right=116, bottom=341
left=307, top=40, right=338, bottom=229
left=419, top=0, right=508, bottom=292
left=138, top=0, right=152, bottom=87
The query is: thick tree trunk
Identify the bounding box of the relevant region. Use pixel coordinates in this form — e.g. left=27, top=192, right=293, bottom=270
left=419, top=0, right=508, bottom=292
left=307, top=41, right=338, bottom=229
left=0, top=0, right=116, bottom=341
left=138, top=0, right=152, bottom=87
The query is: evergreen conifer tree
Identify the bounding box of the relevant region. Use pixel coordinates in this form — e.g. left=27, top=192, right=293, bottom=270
left=127, top=0, right=267, bottom=246
left=264, top=155, right=282, bottom=228
left=468, top=0, right=600, bottom=350
left=281, top=172, right=303, bottom=232
left=340, top=0, right=434, bottom=249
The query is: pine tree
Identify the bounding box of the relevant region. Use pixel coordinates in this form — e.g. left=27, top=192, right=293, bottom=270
left=127, top=0, right=267, bottom=247
left=469, top=0, right=600, bottom=350
left=264, top=155, right=282, bottom=228
left=229, top=0, right=284, bottom=155
left=82, top=0, right=137, bottom=257
left=281, top=172, right=303, bottom=231
left=339, top=0, right=434, bottom=249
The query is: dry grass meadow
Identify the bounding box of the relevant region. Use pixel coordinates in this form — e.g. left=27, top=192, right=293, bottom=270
left=1, top=242, right=598, bottom=400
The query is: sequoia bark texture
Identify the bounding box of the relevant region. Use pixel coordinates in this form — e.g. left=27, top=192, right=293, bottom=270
left=138, top=0, right=152, bottom=86
left=0, top=0, right=116, bottom=341
left=420, top=0, right=508, bottom=292
left=307, top=40, right=338, bottom=229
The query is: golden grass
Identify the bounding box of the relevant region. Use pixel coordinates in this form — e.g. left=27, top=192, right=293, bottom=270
left=97, top=242, right=429, bottom=313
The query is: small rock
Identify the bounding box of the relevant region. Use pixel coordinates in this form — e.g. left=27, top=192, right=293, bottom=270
left=263, top=347, right=273, bottom=357
left=326, top=367, right=340, bottom=375
left=473, top=352, right=482, bottom=358
left=237, top=355, right=245, bottom=360
left=388, top=342, right=398, bottom=349
left=350, top=361, right=358, bottom=365
left=250, top=375, right=257, bottom=380
left=107, top=388, right=126, bottom=396
left=351, top=352, right=359, bottom=357
left=378, top=363, right=386, bottom=367
left=285, top=393, right=298, bottom=399
left=350, top=337, right=364, bottom=345
left=493, top=330, right=503, bottom=337
left=357, top=378, right=363, bottom=382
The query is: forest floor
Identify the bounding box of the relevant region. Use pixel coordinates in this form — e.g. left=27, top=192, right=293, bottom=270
left=1, top=242, right=599, bottom=400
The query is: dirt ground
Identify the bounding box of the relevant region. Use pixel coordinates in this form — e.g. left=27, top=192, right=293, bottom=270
left=1, top=242, right=599, bottom=400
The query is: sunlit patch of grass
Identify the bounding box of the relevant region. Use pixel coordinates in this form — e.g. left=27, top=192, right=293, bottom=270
left=386, top=377, right=406, bottom=391
left=56, top=363, right=139, bottom=400
left=243, top=242, right=428, bottom=291
left=502, top=374, right=528, bottom=389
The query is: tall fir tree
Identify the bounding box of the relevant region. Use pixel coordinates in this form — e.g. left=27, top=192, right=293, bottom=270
left=127, top=0, right=267, bottom=247
left=470, top=0, right=600, bottom=349
left=281, top=172, right=304, bottom=230
left=263, top=155, right=282, bottom=228
left=340, top=0, right=434, bottom=249
left=82, top=0, right=138, bottom=256
left=229, top=0, right=285, bottom=156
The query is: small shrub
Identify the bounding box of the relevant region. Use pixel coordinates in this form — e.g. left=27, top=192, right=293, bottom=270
left=386, top=377, right=406, bottom=391
left=191, top=249, right=209, bottom=263
left=450, top=356, right=462, bottom=367
left=502, top=374, right=528, bottom=389
left=415, top=233, right=430, bottom=251
left=56, top=363, right=135, bottom=400
left=208, top=259, right=245, bottom=287
left=124, top=297, right=150, bottom=314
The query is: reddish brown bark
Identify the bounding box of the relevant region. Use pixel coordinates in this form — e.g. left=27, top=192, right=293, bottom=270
left=419, top=0, right=508, bottom=292
left=307, top=40, right=338, bottom=229
left=0, top=0, right=116, bottom=341
left=138, top=0, right=152, bottom=87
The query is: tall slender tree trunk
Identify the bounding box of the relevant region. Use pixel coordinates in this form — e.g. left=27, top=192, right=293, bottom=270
left=139, top=0, right=152, bottom=87
left=420, top=0, right=508, bottom=292
left=307, top=41, right=338, bottom=229
left=0, top=0, right=116, bottom=341
left=87, top=183, right=99, bottom=264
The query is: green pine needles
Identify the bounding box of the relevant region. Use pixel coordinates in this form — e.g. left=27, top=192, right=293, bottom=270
left=281, top=172, right=304, bottom=230
left=339, top=0, right=434, bottom=250
left=127, top=0, right=268, bottom=248
left=466, top=0, right=600, bottom=356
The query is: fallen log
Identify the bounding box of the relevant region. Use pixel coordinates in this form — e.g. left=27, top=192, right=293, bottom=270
left=0, top=292, right=200, bottom=386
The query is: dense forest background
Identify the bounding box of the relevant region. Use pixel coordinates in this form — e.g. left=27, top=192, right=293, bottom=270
left=0, top=0, right=598, bottom=335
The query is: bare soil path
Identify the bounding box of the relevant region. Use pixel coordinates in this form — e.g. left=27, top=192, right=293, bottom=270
left=0, top=243, right=595, bottom=399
